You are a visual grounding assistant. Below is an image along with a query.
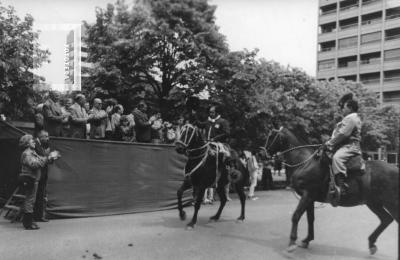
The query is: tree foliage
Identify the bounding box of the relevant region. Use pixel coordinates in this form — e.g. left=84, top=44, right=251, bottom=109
left=0, top=3, right=50, bottom=119
left=212, top=55, right=400, bottom=151
left=83, top=0, right=228, bottom=116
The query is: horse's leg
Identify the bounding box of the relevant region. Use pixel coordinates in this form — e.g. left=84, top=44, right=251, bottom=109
left=177, top=177, right=192, bottom=221
left=235, top=182, right=246, bottom=221
left=287, top=191, right=313, bottom=252
left=366, top=202, right=394, bottom=255
left=186, top=186, right=206, bottom=229
left=210, top=183, right=227, bottom=221
left=298, top=201, right=314, bottom=249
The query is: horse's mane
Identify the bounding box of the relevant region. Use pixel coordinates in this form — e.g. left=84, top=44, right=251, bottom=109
left=283, top=128, right=308, bottom=147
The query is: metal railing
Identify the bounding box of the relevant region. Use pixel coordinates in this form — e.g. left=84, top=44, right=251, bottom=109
left=361, top=18, right=381, bottom=25
left=340, top=23, right=358, bottom=30
left=384, top=76, right=400, bottom=82
left=321, top=28, right=337, bottom=34
left=340, top=3, right=359, bottom=11
left=385, top=34, right=400, bottom=41
left=361, top=78, right=380, bottom=84
left=386, top=14, right=400, bottom=20
left=320, top=47, right=335, bottom=52
left=338, top=61, right=358, bottom=68
left=362, top=0, right=381, bottom=6
left=321, top=9, right=337, bottom=15
left=360, top=58, right=381, bottom=65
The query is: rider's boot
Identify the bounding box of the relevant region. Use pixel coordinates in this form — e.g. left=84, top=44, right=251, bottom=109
left=335, top=173, right=348, bottom=198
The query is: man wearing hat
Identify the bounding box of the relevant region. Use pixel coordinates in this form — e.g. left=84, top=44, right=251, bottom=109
left=325, top=93, right=362, bottom=201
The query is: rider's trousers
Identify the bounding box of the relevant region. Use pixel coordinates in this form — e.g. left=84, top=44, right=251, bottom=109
left=332, top=143, right=361, bottom=177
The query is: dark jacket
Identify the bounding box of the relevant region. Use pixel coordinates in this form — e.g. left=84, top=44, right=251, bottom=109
left=34, top=139, right=50, bottom=180
left=205, top=117, right=230, bottom=143
left=43, top=99, right=64, bottom=137
left=132, top=108, right=151, bottom=143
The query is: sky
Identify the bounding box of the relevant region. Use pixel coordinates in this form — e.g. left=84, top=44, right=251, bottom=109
left=3, top=0, right=318, bottom=89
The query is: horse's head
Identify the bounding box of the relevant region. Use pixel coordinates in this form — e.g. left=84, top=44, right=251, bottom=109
left=175, top=123, right=202, bottom=154
left=265, top=127, right=289, bottom=156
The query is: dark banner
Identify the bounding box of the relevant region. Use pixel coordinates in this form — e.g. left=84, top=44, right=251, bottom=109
left=0, top=121, right=191, bottom=218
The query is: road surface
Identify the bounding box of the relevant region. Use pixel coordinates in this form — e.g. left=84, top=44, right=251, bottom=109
left=0, top=190, right=397, bottom=260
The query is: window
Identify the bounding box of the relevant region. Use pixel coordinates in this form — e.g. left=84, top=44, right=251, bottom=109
left=339, top=36, right=358, bottom=49
left=361, top=31, right=381, bottom=44
left=318, top=59, right=335, bottom=71
left=384, top=49, right=400, bottom=61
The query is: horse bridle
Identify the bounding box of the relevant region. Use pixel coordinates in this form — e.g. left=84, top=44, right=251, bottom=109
left=176, top=124, right=197, bottom=148
left=265, top=127, right=322, bottom=168
left=264, top=126, right=283, bottom=153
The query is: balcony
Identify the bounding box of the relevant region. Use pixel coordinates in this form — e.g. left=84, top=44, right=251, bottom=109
left=319, top=11, right=337, bottom=24
left=338, top=26, right=359, bottom=38
left=384, top=36, right=400, bottom=49
left=337, top=63, right=358, bottom=75
left=359, top=59, right=381, bottom=73
left=385, top=16, right=400, bottom=30
left=387, top=0, right=400, bottom=8
left=361, top=0, right=383, bottom=14
left=320, top=0, right=338, bottom=6
left=318, top=50, right=336, bottom=60
left=361, top=79, right=381, bottom=91
left=384, top=77, right=400, bottom=91
left=317, top=68, right=336, bottom=79
left=318, top=31, right=337, bottom=42
left=339, top=6, right=359, bottom=20
left=338, top=45, right=358, bottom=56
left=360, top=41, right=382, bottom=53
left=384, top=59, right=400, bottom=71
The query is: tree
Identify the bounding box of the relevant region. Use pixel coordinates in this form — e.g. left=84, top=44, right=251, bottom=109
left=83, top=0, right=228, bottom=118
left=213, top=55, right=400, bottom=151
left=0, top=3, right=50, bottom=119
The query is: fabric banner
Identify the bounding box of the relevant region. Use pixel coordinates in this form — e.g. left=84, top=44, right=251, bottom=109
left=0, top=121, right=191, bottom=218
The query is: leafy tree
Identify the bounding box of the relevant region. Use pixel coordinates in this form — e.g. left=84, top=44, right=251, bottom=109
left=213, top=56, right=399, bottom=151
left=0, top=3, right=50, bottom=119
left=83, top=0, right=228, bottom=117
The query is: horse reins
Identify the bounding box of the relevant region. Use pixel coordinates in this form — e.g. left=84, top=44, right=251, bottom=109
left=265, top=127, right=322, bottom=168
left=178, top=124, right=220, bottom=177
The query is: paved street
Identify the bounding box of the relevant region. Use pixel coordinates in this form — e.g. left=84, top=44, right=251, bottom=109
left=0, top=190, right=397, bottom=260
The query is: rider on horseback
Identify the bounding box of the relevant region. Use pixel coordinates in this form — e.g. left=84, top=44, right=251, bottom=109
left=206, top=106, right=231, bottom=187
left=325, top=93, right=362, bottom=197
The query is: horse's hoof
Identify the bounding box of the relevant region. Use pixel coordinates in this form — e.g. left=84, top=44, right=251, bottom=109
left=236, top=217, right=245, bottom=222
left=185, top=224, right=194, bottom=230
left=286, top=244, right=297, bottom=253
left=369, top=245, right=377, bottom=255
left=298, top=241, right=309, bottom=249
left=209, top=216, right=219, bottom=222
left=179, top=211, right=186, bottom=221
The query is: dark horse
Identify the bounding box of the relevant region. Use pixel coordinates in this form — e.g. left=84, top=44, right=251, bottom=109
left=175, top=124, right=248, bottom=229
left=265, top=127, right=398, bottom=254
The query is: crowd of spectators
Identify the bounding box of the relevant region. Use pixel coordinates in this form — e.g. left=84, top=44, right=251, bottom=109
left=33, top=92, right=185, bottom=144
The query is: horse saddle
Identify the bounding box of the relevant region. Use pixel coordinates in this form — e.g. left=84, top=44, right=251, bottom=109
left=345, top=155, right=365, bottom=175
left=209, top=142, right=231, bottom=158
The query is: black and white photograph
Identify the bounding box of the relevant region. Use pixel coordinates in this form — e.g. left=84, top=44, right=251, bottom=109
left=0, top=0, right=399, bottom=259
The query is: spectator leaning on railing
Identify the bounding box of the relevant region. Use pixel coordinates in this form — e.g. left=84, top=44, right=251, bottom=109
left=69, top=94, right=89, bottom=139
left=88, top=98, right=108, bottom=140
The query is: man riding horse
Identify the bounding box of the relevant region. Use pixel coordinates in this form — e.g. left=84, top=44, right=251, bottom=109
left=185, top=97, right=231, bottom=187
left=325, top=93, right=362, bottom=200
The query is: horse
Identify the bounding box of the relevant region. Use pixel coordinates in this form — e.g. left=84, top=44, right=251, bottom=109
left=265, top=127, right=398, bottom=254
left=175, top=123, right=248, bottom=229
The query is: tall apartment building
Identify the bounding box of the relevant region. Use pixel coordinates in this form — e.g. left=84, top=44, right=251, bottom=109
left=64, top=25, right=91, bottom=92
left=317, top=0, right=400, bottom=104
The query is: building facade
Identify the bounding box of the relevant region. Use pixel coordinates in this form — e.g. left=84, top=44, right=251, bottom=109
left=317, top=0, right=400, bottom=104
left=64, top=26, right=91, bottom=92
